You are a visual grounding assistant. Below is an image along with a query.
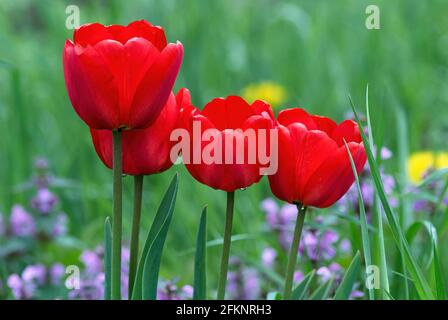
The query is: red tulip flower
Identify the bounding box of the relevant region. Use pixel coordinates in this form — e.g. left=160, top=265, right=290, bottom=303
left=63, top=20, right=183, bottom=130
left=177, top=94, right=275, bottom=299
left=90, top=90, right=187, bottom=176
left=180, top=96, right=275, bottom=192
left=268, top=108, right=367, bottom=208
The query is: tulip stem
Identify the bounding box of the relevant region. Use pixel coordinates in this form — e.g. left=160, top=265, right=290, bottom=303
left=112, top=130, right=123, bottom=300
left=128, top=174, right=144, bottom=299
left=217, top=191, right=235, bottom=300
left=283, top=203, right=307, bottom=300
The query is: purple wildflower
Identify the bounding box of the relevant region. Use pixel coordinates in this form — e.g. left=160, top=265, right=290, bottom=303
left=278, top=204, right=296, bottom=225
left=22, top=264, right=46, bottom=285
left=80, top=248, right=103, bottom=275
left=261, top=247, right=277, bottom=268
left=261, top=198, right=279, bottom=227
left=300, top=229, right=339, bottom=262
left=7, top=274, right=35, bottom=300
left=339, top=239, right=352, bottom=253
left=157, top=279, right=193, bottom=300
left=226, top=257, right=261, bottom=300
left=411, top=170, right=448, bottom=213
left=10, top=205, right=35, bottom=237
left=31, top=188, right=58, bottom=214
left=293, top=271, right=304, bottom=283
left=34, top=157, right=49, bottom=171
left=50, top=263, right=65, bottom=285
left=69, top=274, right=104, bottom=300
left=33, top=157, right=52, bottom=188
left=338, top=147, right=397, bottom=216
left=316, top=262, right=343, bottom=283
left=71, top=246, right=130, bottom=299
left=52, top=213, right=68, bottom=237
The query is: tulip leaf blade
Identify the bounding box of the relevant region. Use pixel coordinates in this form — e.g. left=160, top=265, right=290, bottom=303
left=104, top=216, right=112, bottom=300
left=334, top=251, right=361, bottom=300
left=309, top=278, right=334, bottom=300
left=132, top=173, right=178, bottom=300
left=291, top=270, right=315, bottom=300
left=350, top=96, right=434, bottom=300
left=344, top=139, right=373, bottom=300
left=193, top=206, right=208, bottom=300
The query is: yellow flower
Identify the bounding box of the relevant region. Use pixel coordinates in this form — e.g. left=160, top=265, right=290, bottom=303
left=242, top=82, right=287, bottom=108
left=408, top=151, right=448, bottom=184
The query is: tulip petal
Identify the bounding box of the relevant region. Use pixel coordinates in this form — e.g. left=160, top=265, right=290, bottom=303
left=185, top=131, right=261, bottom=192
left=268, top=125, right=301, bottom=203
left=251, top=99, right=275, bottom=120
left=289, top=125, right=339, bottom=199
left=176, top=88, right=192, bottom=109
left=90, top=94, right=178, bottom=175
left=108, top=20, right=167, bottom=50
left=128, top=42, right=184, bottom=129
left=74, top=23, right=113, bottom=46
left=63, top=40, right=120, bottom=129
left=311, top=115, right=337, bottom=136
left=202, top=96, right=254, bottom=130
left=302, top=142, right=366, bottom=208
left=90, top=128, right=113, bottom=169
left=278, top=108, right=318, bottom=130
left=331, top=120, right=362, bottom=146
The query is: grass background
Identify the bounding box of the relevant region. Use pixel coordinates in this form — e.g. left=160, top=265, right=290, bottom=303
left=1, top=0, right=448, bottom=296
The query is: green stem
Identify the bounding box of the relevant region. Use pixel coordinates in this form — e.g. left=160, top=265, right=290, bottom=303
left=283, top=203, right=307, bottom=300
left=128, top=174, right=144, bottom=299
left=112, top=130, right=123, bottom=300
left=217, top=191, right=235, bottom=300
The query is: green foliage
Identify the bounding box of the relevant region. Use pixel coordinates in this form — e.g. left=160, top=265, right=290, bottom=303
left=1, top=0, right=447, bottom=300
left=193, top=207, right=207, bottom=300
left=132, top=174, right=178, bottom=300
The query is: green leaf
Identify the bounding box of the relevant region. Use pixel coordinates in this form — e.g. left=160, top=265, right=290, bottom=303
left=350, top=97, right=434, bottom=299
left=267, top=292, right=282, bottom=300
left=309, top=278, right=334, bottom=300
left=344, top=140, right=373, bottom=300
left=291, top=270, right=315, bottom=300
left=383, top=290, right=395, bottom=300
left=193, top=207, right=207, bottom=300
left=132, top=173, right=178, bottom=300
left=365, top=85, right=390, bottom=299
left=334, top=252, right=361, bottom=300
left=406, top=221, right=446, bottom=300
left=104, top=217, right=112, bottom=300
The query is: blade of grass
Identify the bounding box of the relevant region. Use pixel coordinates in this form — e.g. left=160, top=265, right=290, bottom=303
left=350, top=96, right=434, bottom=299
left=291, top=270, right=315, bottom=300
left=334, top=252, right=361, bottom=300
left=193, top=207, right=207, bottom=300
left=406, top=221, right=446, bottom=300
left=365, top=85, right=390, bottom=299
left=309, top=278, right=334, bottom=300
left=433, top=177, right=448, bottom=216
left=416, top=168, right=448, bottom=188
left=344, top=140, right=373, bottom=300
left=394, top=103, right=412, bottom=299
left=383, top=290, right=395, bottom=300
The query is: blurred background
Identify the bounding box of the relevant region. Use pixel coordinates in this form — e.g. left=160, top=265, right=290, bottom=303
left=0, top=0, right=447, bottom=299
